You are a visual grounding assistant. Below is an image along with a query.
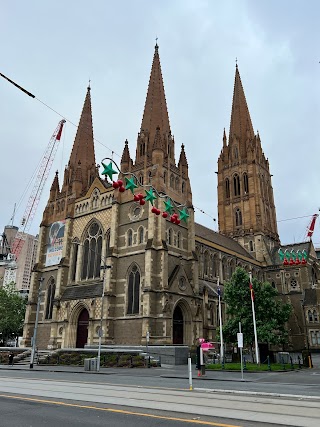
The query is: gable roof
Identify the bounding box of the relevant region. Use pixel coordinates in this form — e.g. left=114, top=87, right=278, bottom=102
left=195, top=223, right=255, bottom=260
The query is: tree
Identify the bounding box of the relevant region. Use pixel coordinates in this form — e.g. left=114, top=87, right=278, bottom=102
left=222, top=268, right=292, bottom=351
left=0, top=282, right=27, bottom=344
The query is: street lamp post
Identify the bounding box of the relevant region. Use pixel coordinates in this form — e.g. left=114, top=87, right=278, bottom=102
left=96, top=259, right=111, bottom=372
left=30, top=276, right=44, bottom=369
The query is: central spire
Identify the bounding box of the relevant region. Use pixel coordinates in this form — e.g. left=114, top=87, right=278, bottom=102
left=140, top=43, right=171, bottom=150
left=229, top=65, right=255, bottom=143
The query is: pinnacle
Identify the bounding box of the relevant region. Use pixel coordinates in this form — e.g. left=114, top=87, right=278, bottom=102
left=121, top=139, right=132, bottom=165
left=229, top=65, right=255, bottom=144
left=178, top=143, right=188, bottom=167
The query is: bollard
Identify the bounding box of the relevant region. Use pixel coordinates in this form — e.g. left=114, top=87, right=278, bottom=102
left=243, top=357, right=247, bottom=371
left=298, top=355, right=302, bottom=369
left=267, top=355, right=271, bottom=371
left=290, top=356, right=294, bottom=370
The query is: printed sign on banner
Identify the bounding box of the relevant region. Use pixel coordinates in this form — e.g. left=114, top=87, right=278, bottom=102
left=45, top=220, right=66, bottom=267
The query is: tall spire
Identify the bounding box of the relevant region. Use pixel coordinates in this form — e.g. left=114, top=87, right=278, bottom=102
left=140, top=43, right=171, bottom=150
left=229, top=65, right=255, bottom=143
left=69, top=85, right=96, bottom=176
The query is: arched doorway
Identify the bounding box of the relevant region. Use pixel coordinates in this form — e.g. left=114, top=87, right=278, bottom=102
left=76, top=308, right=89, bottom=348
left=173, top=305, right=184, bottom=344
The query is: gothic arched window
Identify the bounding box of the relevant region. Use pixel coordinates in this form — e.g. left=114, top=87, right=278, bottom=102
left=105, top=229, right=111, bottom=257
left=148, top=170, right=152, bottom=183
left=234, top=146, right=239, bottom=159
left=175, top=177, right=179, bottom=190
left=138, top=227, right=144, bottom=244
left=204, top=252, right=209, bottom=276
left=243, top=173, right=249, bottom=194
left=139, top=175, right=144, bottom=185
left=233, top=174, right=240, bottom=197
left=163, top=171, right=167, bottom=184
left=127, top=229, right=133, bottom=247
left=177, top=232, right=181, bottom=248
left=45, top=278, right=55, bottom=320
left=235, top=208, right=242, bottom=226
left=167, top=228, right=173, bottom=245
left=71, top=240, right=79, bottom=282
left=81, top=222, right=103, bottom=280
left=225, top=178, right=230, bottom=199
left=313, top=310, right=318, bottom=322
left=182, top=181, right=185, bottom=193
left=249, top=240, right=254, bottom=252
left=127, top=264, right=140, bottom=315
left=170, top=174, right=174, bottom=188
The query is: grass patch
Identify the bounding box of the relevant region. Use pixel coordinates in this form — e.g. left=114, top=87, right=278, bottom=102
left=206, top=362, right=300, bottom=371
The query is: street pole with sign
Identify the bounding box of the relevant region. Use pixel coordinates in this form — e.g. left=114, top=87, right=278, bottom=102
left=237, top=322, right=244, bottom=381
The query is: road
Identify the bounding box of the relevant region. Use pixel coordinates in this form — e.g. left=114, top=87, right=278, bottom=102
left=0, top=368, right=320, bottom=426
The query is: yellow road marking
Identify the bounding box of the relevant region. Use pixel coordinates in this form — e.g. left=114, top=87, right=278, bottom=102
left=0, top=393, right=241, bottom=427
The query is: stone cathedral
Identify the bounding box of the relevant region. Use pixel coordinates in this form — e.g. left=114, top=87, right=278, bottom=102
left=22, top=44, right=320, bottom=353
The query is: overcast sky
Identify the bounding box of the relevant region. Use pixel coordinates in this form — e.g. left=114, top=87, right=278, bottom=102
left=1, top=0, right=319, bottom=247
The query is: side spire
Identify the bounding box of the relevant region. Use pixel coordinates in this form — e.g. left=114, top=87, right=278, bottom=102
left=120, top=139, right=132, bottom=171
left=140, top=43, right=171, bottom=153
left=229, top=65, right=255, bottom=143
left=69, top=85, right=96, bottom=176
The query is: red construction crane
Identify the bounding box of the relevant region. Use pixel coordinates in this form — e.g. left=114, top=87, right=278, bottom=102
left=10, top=119, right=66, bottom=260
left=305, top=213, right=319, bottom=241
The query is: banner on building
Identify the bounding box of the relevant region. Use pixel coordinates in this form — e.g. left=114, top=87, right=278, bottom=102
left=45, top=220, right=65, bottom=267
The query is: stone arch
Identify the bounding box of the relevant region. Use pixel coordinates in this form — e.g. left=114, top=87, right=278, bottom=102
left=172, top=298, right=192, bottom=345
left=126, top=262, right=141, bottom=315
left=67, top=302, right=91, bottom=348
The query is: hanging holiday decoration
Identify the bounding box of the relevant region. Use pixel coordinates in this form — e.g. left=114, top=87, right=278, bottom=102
left=100, top=157, right=190, bottom=224
left=101, top=161, right=118, bottom=181
left=280, top=247, right=308, bottom=266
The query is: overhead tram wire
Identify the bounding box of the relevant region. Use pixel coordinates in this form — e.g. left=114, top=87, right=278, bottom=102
left=0, top=71, right=119, bottom=159
left=1, top=71, right=318, bottom=231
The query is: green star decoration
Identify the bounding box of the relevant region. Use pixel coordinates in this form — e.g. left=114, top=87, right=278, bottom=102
left=163, top=198, right=174, bottom=214
left=125, top=176, right=138, bottom=194
left=145, top=188, right=157, bottom=205
left=178, top=207, right=190, bottom=223
left=101, top=162, right=117, bottom=181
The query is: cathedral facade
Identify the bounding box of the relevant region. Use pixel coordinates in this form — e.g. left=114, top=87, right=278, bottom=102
left=22, top=45, right=320, bottom=353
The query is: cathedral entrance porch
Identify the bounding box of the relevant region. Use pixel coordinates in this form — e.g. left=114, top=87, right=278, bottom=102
left=172, top=300, right=192, bottom=346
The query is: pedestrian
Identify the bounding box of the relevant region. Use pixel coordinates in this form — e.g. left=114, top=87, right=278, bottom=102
left=8, top=352, right=14, bottom=366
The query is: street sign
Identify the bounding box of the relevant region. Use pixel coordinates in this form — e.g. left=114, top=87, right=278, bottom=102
left=237, top=332, right=243, bottom=348
left=146, top=331, right=150, bottom=343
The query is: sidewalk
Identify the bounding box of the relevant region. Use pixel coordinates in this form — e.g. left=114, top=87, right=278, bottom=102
left=0, top=362, right=280, bottom=382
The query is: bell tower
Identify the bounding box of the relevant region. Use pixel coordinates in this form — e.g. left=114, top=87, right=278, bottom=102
left=217, top=65, right=279, bottom=264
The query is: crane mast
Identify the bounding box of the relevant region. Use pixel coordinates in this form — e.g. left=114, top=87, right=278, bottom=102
left=6, top=119, right=65, bottom=265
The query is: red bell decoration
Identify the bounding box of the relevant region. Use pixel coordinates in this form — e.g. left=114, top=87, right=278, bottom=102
left=138, top=193, right=144, bottom=200
left=301, top=258, right=307, bottom=265
left=151, top=207, right=157, bottom=214
left=133, top=194, right=140, bottom=202
left=170, top=215, right=176, bottom=223
left=112, top=181, right=119, bottom=189
left=175, top=218, right=181, bottom=225
left=162, top=212, right=168, bottom=218
left=289, top=259, right=294, bottom=265
left=140, top=199, right=145, bottom=205
left=283, top=259, right=289, bottom=266
left=117, top=179, right=123, bottom=187
left=119, top=186, right=125, bottom=193
left=155, top=209, right=161, bottom=215
left=295, top=259, right=300, bottom=265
